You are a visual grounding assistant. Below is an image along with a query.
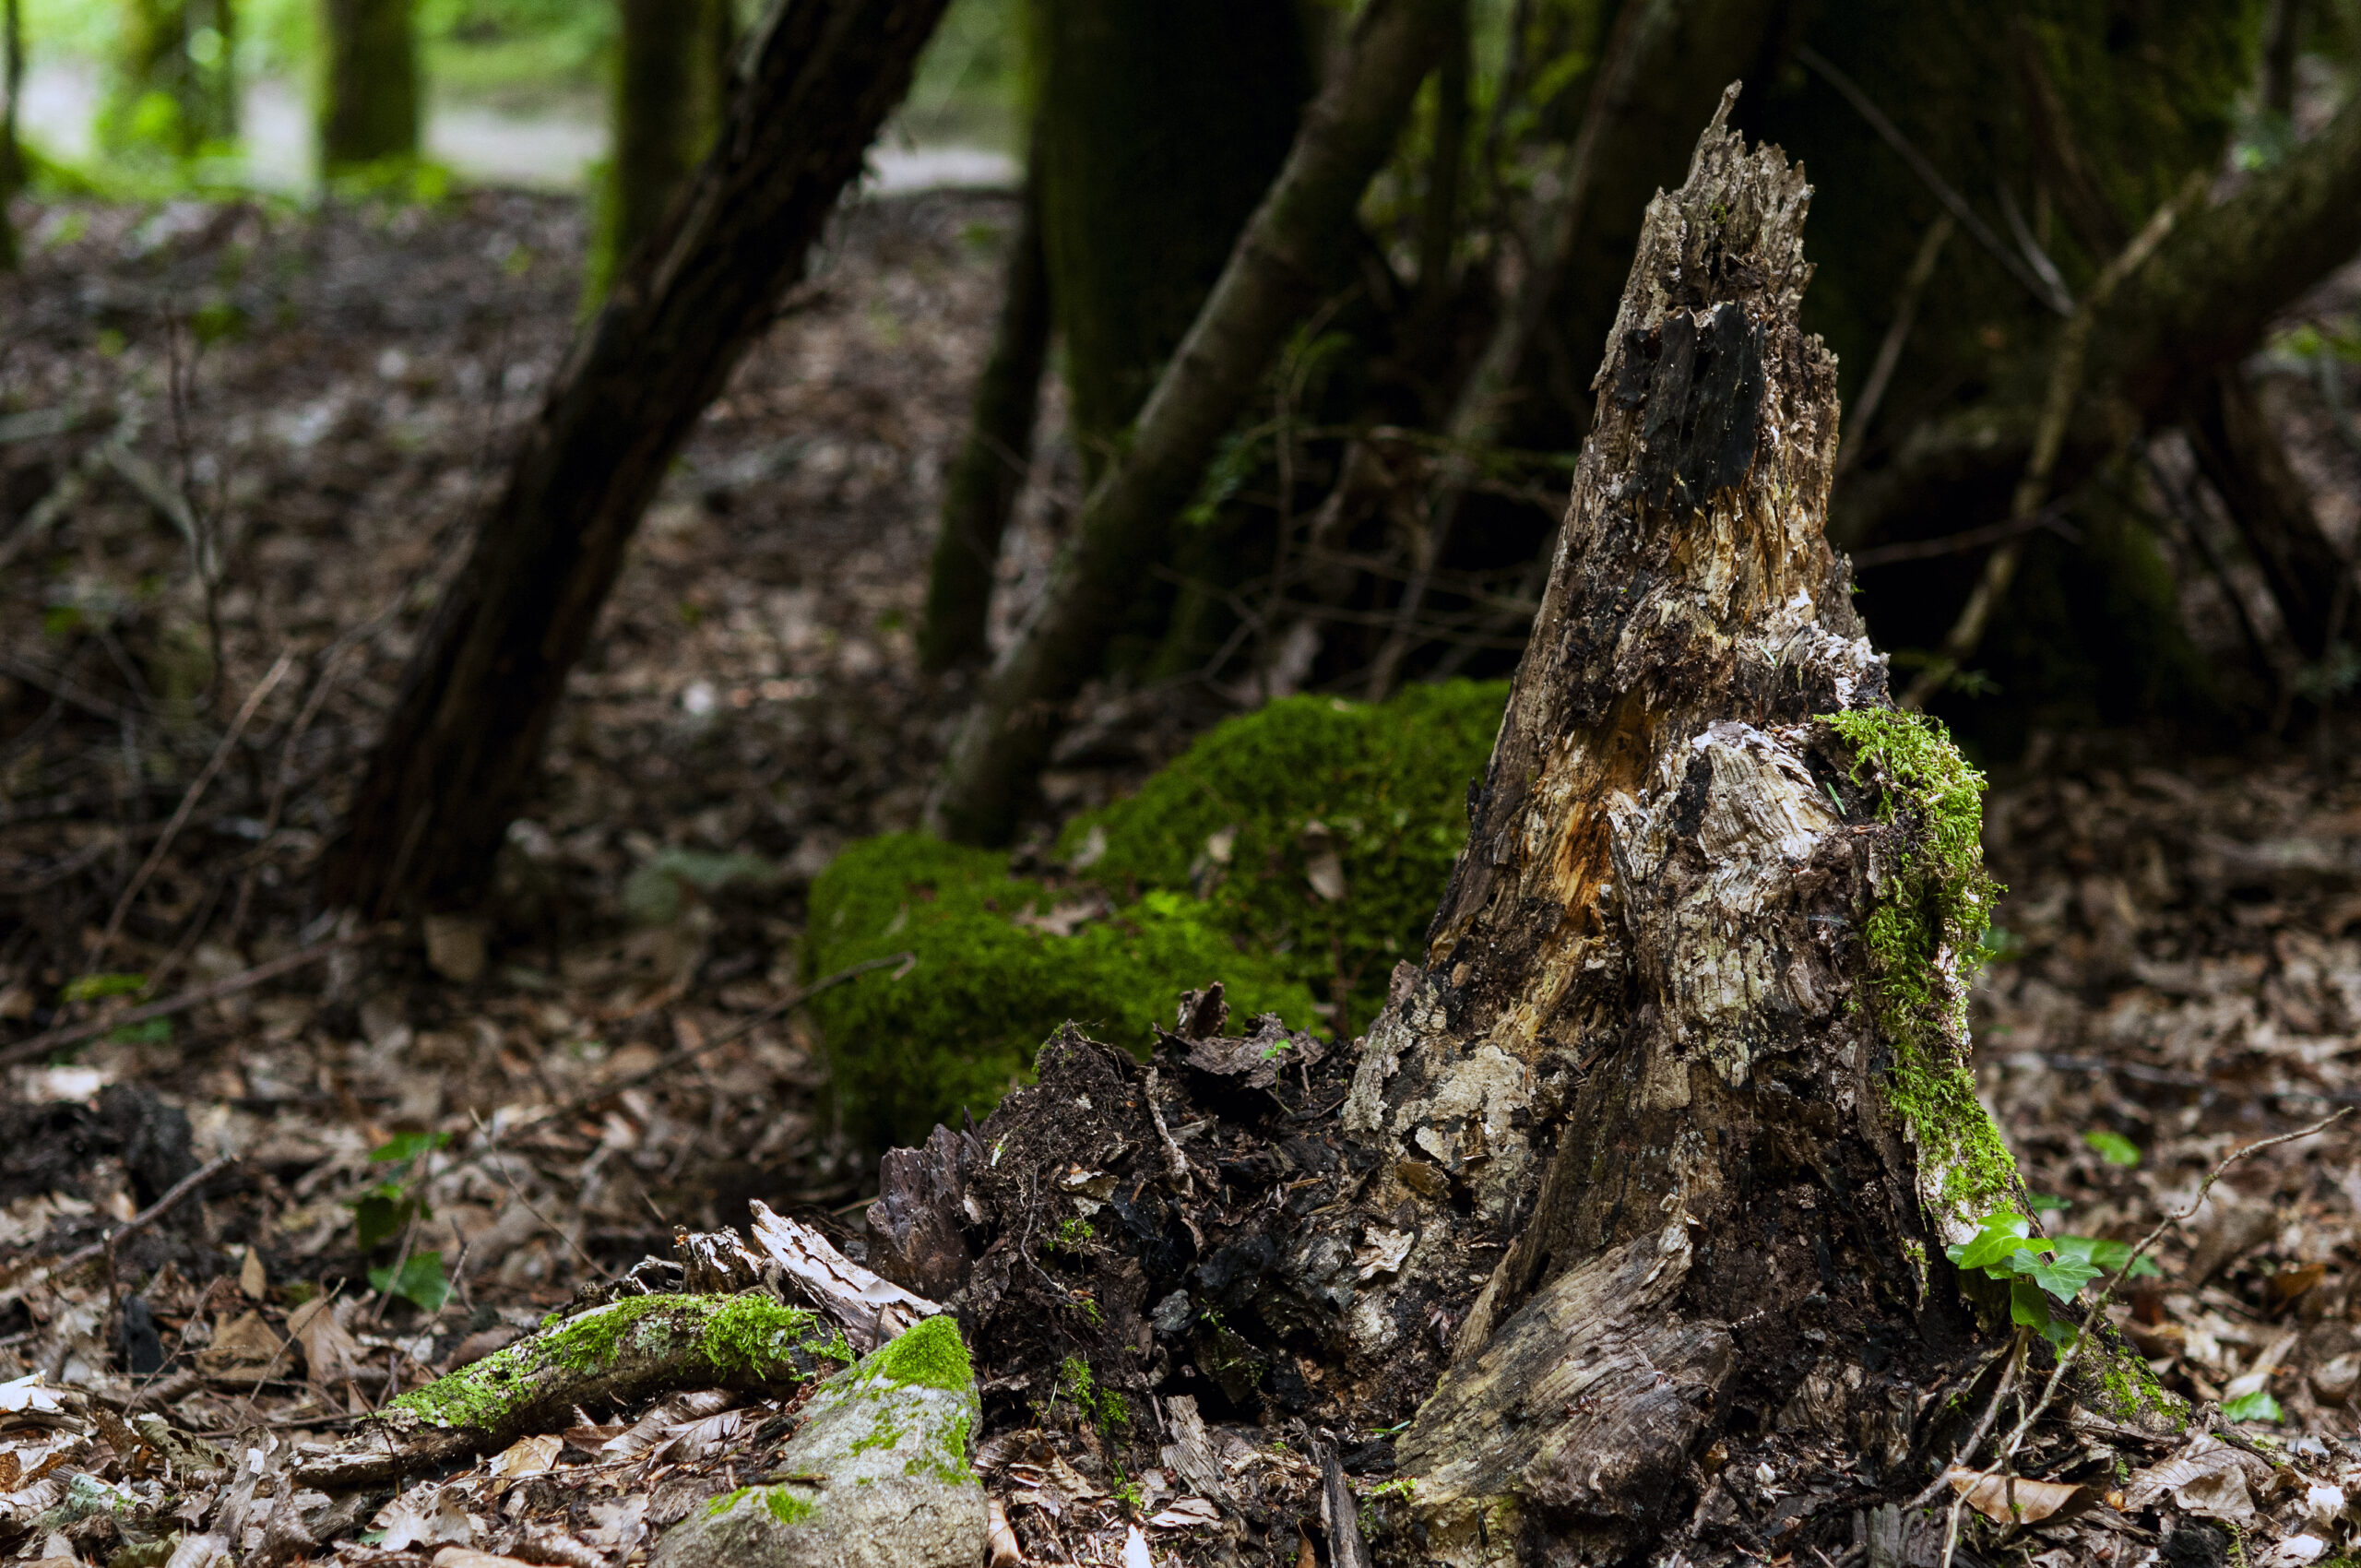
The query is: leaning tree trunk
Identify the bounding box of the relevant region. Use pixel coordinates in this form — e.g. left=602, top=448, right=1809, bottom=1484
left=1, top=0, right=20, bottom=271
left=918, top=132, right=1050, bottom=672
left=328, top=0, right=950, bottom=919
left=588, top=0, right=735, bottom=303
left=108, top=0, right=236, bottom=157
left=926, top=0, right=1453, bottom=846
left=317, top=0, right=416, bottom=171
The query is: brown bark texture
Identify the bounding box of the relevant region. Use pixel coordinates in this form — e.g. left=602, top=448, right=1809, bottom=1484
left=329, top=0, right=949, bottom=917
left=870, top=94, right=2168, bottom=1568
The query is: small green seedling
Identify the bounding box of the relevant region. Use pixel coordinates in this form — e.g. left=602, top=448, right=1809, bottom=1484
left=2082, top=1130, right=2142, bottom=1167
left=351, top=1130, right=453, bottom=1312
left=2222, top=1389, right=2283, bottom=1424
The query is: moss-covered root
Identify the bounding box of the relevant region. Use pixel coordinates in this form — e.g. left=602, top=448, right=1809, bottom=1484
left=652, top=1315, right=986, bottom=1568
left=298, top=1294, right=843, bottom=1488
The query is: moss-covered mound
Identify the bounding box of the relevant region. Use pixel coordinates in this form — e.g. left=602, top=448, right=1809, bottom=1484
left=804, top=680, right=1507, bottom=1146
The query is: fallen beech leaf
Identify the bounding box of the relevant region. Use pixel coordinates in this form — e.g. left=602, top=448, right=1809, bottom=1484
left=2124, top=1439, right=2266, bottom=1529
left=288, top=1298, right=362, bottom=1389
left=2260, top=1535, right=2328, bottom=1567
left=1147, top=1497, right=1221, bottom=1529
left=433, top=1550, right=540, bottom=1568
left=0, top=1375, right=65, bottom=1416
left=2270, top=1263, right=2327, bottom=1305
left=490, top=1433, right=563, bottom=1478
left=1943, top=1467, right=2094, bottom=1525
left=1122, top=1525, right=1154, bottom=1568
left=986, top=1497, right=1025, bottom=1566
left=2304, top=1481, right=2347, bottom=1526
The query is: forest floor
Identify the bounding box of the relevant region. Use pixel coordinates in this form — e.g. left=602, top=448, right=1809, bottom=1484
left=7, top=185, right=2361, bottom=1565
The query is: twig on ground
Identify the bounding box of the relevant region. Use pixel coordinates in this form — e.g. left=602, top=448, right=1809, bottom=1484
left=0, top=931, right=374, bottom=1067
left=2, top=1154, right=238, bottom=1307
left=1935, top=1107, right=2355, bottom=1568
left=89, top=650, right=295, bottom=968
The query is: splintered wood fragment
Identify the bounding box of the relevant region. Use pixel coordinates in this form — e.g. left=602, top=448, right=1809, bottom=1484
left=747, top=1199, right=943, bottom=1352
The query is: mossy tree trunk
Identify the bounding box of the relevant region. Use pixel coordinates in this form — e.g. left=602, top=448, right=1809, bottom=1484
left=329, top=0, right=949, bottom=921
left=1317, top=98, right=2172, bottom=1562
left=1031, top=0, right=1312, bottom=480
left=590, top=0, right=735, bottom=302
left=919, top=133, right=1050, bottom=672
left=317, top=0, right=417, bottom=172
left=107, top=0, right=236, bottom=157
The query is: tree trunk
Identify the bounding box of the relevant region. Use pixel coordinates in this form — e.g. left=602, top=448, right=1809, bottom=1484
left=2184, top=368, right=2350, bottom=664
left=1337, top=91, right=2169, bottom=1562
left=1, top=0, right=20, bottom=272
left=1032, top=0, right=1312, bottom=481
left=108, top=0, right=236, bottom=157
left=317, top=0, right=417, bottom=171
left=1832, top=79, right=2361, bottom=555
left=926, top=0, right=1455, bottom=847
left=327, top=0, right=950, bottom=920
left=590, top=0, right=735, bottom=303
left=918, top=137, right=1050, bottom=672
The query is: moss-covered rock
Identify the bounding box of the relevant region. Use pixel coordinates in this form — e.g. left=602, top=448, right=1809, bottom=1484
left=805, top=680, right=1507, bottom=1146
left=650, top=1315, right=984, bottom=1568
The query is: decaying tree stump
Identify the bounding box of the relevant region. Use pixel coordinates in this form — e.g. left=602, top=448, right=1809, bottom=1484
left=865, top=89, right=2177, bottom=1568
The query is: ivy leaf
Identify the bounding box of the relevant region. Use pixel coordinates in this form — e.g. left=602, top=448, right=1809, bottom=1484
left=2221, top=1389, right=2282, bottom=1424
left=371, top=1130, right=451, bottom=1165
left=368, top=1250, right=450, bottom=1313
left=1950, top=1214, right=2035, bottom=1272
left=2050, top=1235, right=2163, bottom=1279
left=350, top=1185, right=417, bottom=1251
left=2019, top=1253, right=2103, bottom=1302
left=2009, top=1278, right=2054, bottom=1333
left=2082, top=1130, right=2141, bottom=1167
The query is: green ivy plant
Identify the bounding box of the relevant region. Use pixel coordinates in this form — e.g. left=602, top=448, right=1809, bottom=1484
left=1947, top=1210, right=2160, bottom=1347
left=351, top=1130, right=452, bottom=1313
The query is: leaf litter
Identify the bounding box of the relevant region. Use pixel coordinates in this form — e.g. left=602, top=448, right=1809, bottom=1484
left=3, top=184, right=2361, bottom=1566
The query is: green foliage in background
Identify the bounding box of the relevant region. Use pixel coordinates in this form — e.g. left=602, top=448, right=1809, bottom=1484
left=804, top=681, right=1504, bottom=1148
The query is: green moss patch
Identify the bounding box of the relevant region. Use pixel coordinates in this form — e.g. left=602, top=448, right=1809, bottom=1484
left=862, top=1314, right=973, bottom=1393
left=1820, top=709, right=2018, bottom=1229
left=389, top=1294, right=824, bottom=1431
left=806, top=682, right=1506, bottom=1146
left=706, top=1484, right=818, bottom=1525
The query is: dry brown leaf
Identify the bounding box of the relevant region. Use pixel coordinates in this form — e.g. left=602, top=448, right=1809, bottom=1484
left=199, top=1312, right=284, bottom=1372
left=239, top=1249, right=268, bottom=1301
left=432, top=1550, right=539, bottom=1568
left=2124, top=1438, right=2269, bottom=1528
left=1146, top=1497, right=1221, bottom=1529
left=987, top=1497, right=1025, bottom=1566
left=489, top=1434, right=563, bottom=1479
left=287, top=1298, right=361, bottom=1388
left=1943, top=1467, right=2094, bottom=1525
